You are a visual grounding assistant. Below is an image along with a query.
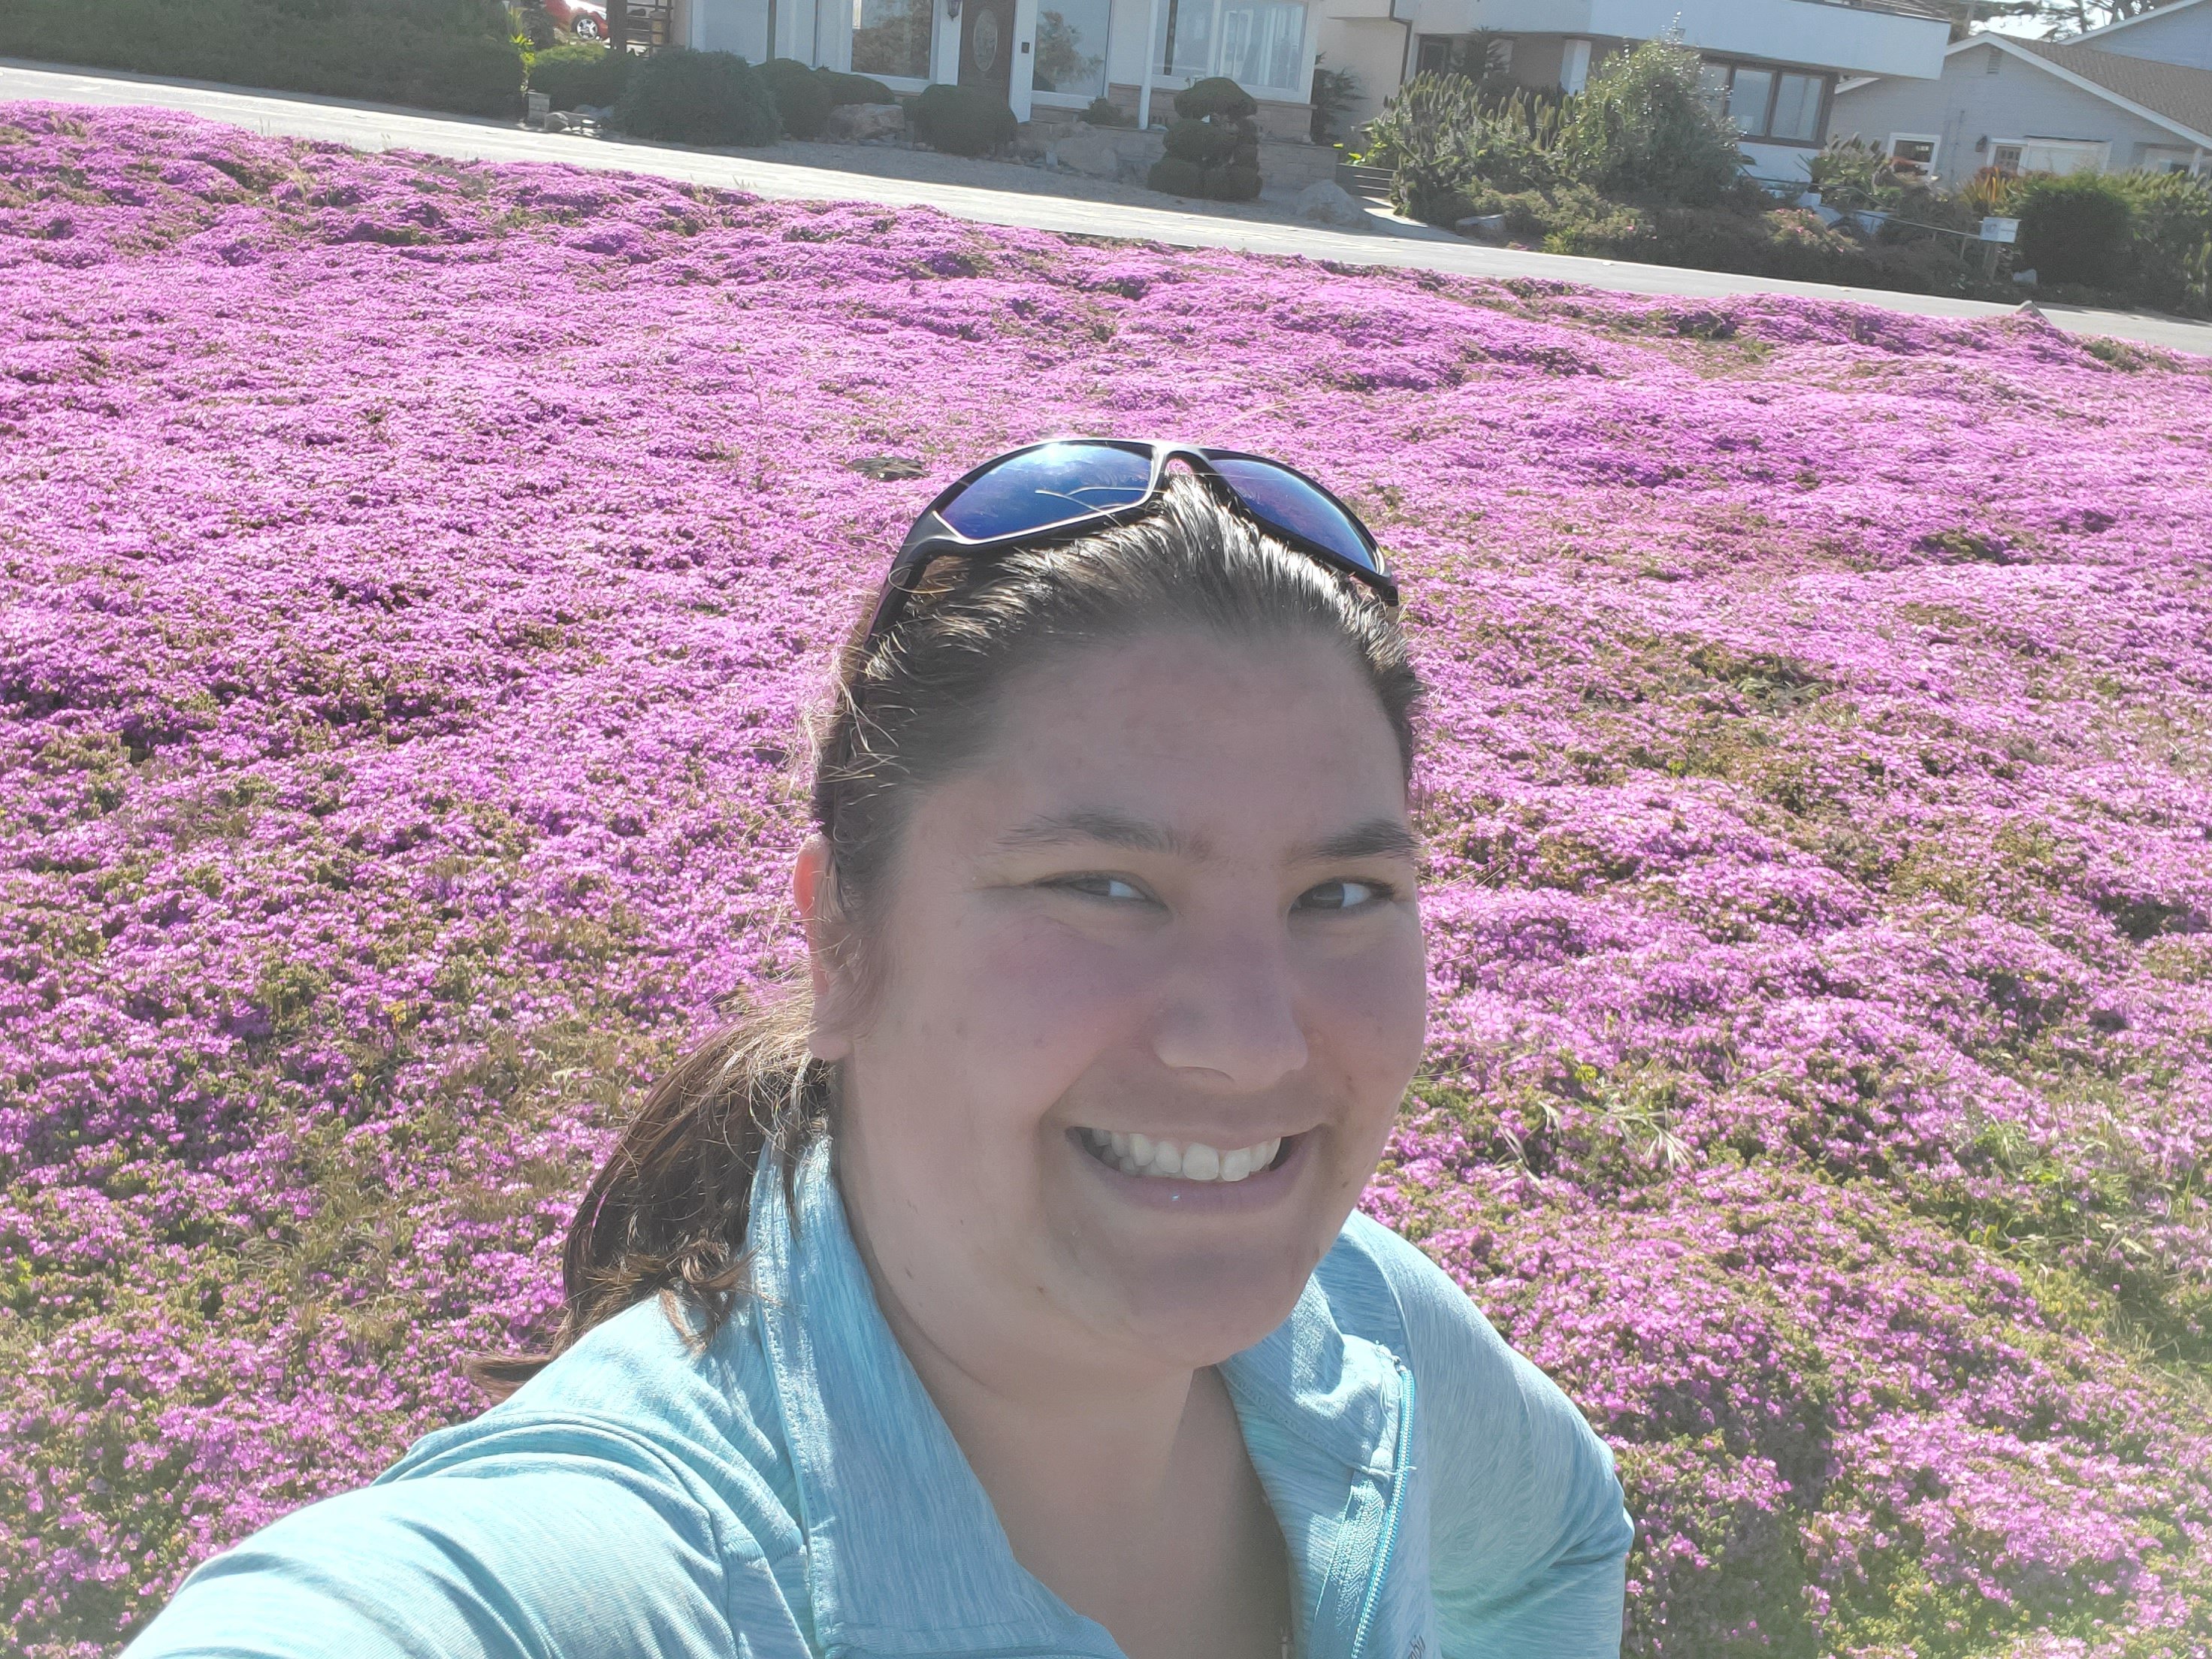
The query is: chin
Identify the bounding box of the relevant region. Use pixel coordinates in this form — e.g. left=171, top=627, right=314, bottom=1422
left=1104, top=1245, right=1321, bottom=1364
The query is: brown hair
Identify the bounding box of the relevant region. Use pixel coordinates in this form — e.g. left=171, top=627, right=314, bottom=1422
left=469, top=474, right=1422, bottom=1400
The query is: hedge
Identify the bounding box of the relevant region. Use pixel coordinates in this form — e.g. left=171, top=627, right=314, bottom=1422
left=0, top=0, right=523, bottom=117
left=613, top=47, right=781, bottom=147
left=908, top=83, right=1016, bottom=156
left=529, top=42, right=636, bottom=111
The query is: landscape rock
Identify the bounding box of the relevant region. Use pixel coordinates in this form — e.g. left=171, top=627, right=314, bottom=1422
left=1053, top=120, right=1128, bottom=180
left=1456, top=211, right=1509, bottom=238
left=823, top=101, right=905, bottom=144
left=1292, top=180, right=1368, bottom=228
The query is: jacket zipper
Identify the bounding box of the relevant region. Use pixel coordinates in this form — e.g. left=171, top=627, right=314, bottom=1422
left=1345, top=1362, right=1414, bottom=1659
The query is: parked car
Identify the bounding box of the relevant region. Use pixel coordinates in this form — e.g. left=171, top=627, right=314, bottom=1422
left=542, top=0, right=607, bottom=40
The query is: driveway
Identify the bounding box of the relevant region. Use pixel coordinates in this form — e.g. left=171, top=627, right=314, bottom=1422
left=7, top=57, right=2210, bottom=358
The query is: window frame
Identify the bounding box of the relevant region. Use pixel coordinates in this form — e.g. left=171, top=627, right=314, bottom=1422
left=1886, top=133, right=1941, bottom=175
left=1153, top=0, right=1309, bottom=99
left=1697, top=56, right=1833, bottom=148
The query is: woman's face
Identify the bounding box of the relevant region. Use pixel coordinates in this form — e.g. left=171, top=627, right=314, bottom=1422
left=806, top=627, right=1426, bottom=1382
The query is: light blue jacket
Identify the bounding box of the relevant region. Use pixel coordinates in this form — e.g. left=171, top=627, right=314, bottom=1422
left=129, top=1142, right=1633, bottom=1659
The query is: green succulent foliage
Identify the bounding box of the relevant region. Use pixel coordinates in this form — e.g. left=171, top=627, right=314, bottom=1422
left=613, top=47, right=781, bottom=147
left=761, top=56, right=831, bottom=137
left=908, top=83, right=1017, bottom=156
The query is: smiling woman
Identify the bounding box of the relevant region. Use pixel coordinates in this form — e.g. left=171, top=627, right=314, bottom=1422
left=122, top=449, right=1633, bottom=1659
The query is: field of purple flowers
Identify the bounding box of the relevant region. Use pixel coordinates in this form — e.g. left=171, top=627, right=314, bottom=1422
left=2, top=100, right=2209, bottom=1658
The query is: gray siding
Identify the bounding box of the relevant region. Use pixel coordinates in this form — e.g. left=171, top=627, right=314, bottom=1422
left=2094, top=3, right=2212, bottom=71
left=1831, top=41, right=2198, bottom=186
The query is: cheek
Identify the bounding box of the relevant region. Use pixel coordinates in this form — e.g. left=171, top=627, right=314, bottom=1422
left=1310, top=932, right=1429, bottom=1101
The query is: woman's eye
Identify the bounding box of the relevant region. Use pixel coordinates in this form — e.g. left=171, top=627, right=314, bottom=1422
left=1049, top=874, right=1148, bottom=903
left=1297, top=879, right=1392, bottom=911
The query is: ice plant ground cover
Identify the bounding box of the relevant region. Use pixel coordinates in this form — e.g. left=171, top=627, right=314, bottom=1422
left=2, top=100, right=2210, bottom=1659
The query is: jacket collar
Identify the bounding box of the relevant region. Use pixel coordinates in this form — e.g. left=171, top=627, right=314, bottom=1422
left=745, top=1141, right=1412, bottom=1659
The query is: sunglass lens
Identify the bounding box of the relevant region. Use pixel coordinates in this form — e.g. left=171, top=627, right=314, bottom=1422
left=1208, top=457, right=1381, bottom=574
left=938, top=442, right=1155, bottom=540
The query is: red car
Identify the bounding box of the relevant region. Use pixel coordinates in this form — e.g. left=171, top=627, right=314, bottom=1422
left=542, top=0, right=607, bottom=39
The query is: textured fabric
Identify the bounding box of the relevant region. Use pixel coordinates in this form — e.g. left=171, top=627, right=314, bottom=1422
left=128, top=1141, right=1633, bottom=1659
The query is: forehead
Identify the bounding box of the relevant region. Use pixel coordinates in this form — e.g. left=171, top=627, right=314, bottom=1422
left=921, top=629, right=1410, bottom=857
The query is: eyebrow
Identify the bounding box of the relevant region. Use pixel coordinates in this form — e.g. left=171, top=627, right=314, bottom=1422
left=992, top=809, right=1419, bottom=865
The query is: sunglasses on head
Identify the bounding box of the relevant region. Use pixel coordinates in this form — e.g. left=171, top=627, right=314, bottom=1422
left=863, top=439, right=1398, bottom=647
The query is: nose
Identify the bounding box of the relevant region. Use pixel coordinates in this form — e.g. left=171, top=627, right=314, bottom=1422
left=1149, top=923, right=1310, bottom=1090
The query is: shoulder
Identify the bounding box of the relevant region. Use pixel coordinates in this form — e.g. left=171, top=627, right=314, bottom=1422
left=389, top=1295, right=802, bottom=1552
left=1314, top=1207, right=1524, bottom=1393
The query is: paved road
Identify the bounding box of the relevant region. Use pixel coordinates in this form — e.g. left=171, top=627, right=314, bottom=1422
left=8, top=58, right=2211, bottom=358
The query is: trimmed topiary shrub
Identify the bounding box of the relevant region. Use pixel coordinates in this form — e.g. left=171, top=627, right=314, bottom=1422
left=530, top=41, right=634, bottom=110
left=814, top=66, right=898, bottom=106
left=1082, top=96, right=1135, bottom=128
left=614, top=47, right=781, bottom=147
left=761, top=56, right=831, bottom=137
left=2014, top=170, right=2135, bottom=289
left=1162, top=118, right=1236, bottom=168
left=1150, top=80, right=1260, bottom=201
left=1174, top=76, right=1256, bottom=122
left=1147, top=156, right=1210, bottom=196
left=908, top=83, right=1017, bottom=156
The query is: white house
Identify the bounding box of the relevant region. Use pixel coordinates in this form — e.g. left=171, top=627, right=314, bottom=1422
left=1316, top=0, right=1951, bottom=182
left=665, top=0, right=1328, bottom=134
left=1830, top=0, right=2212, bottom=186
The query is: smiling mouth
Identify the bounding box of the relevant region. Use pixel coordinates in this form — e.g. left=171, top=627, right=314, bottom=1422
left=1077, top=1127, right=1293, bottom=1183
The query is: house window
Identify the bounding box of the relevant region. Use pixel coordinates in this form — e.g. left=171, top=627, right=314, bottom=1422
left=852, top=0, right=932, bottom=79
left=1887, top=134, right=1939, bottom=174
left=1700, top=60, right=1829, bottom=145
left=1034, top=0, right=1110, bottom=97
left=1219, top=1, right=1305, bottom=93
left=1156, top=0, right=1305, bottom=93
left=1992, top=143, right=2023, bottom=173
left=1416, top=34, right=1452, bottom=76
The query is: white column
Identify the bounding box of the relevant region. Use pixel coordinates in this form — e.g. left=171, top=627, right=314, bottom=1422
left=1138, top=0, right=1165, bottom=128
left=1561, top=35, right=1591, bottom=94
left=934, top=0, right=962, bottom=83
left=1009, top=0, right=1038, bottom=117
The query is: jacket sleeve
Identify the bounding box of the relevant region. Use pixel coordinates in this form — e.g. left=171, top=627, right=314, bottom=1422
left=119, top=1431, right=805, bottom=1659
left=1342, top=1214, right=1634, bottom=1659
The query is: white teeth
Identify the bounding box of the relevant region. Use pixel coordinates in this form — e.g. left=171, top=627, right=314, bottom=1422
left=1079, top=1128, right=1291, bottom=1183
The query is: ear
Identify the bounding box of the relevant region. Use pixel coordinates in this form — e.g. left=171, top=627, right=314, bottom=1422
left=792, top=835, right=857, bottom=1062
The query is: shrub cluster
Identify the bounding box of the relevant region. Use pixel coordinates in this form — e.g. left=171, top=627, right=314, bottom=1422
left=814, top=67, right=898, bottom=107
left=0, top=0, right=524, bottom=116
left=908, top=83, right=1017, bottom=156
left=1148, top=77, right=1261, bottom=201
left=760, top=57, right=831, bottom=139
left=613, top=47, right=781, bottom=147
left=1083, top=96, right=1136, bottom=129
left=529, top=41, right=636, bottom=111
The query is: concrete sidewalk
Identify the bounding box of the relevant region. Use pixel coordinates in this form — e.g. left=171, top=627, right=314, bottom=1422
left=8, top=58, right=2211, bottom=358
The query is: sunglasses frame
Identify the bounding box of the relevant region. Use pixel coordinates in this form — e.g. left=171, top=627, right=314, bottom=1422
left=863, top=438, right=1398, bottom=646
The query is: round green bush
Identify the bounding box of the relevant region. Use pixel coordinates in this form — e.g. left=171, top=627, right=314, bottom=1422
left=1147, top=156, right=1210, bottom=196
left=1162, top=117, right=1235, bottom=167
left=1210, top=162, right=1261, bottom=201
left=814, top=65, right=897, bottom=107
left=908, top=83, right=1017, bottom=156
left=2017, top=170, right=2135, bottom=288
left=614, top=47, right=781, bottom=147
left=1173, top=76, right=1256, bottom=122
left=761, top=56, right=830, bottom=138
left=529, top=41, right=634, bottom=110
